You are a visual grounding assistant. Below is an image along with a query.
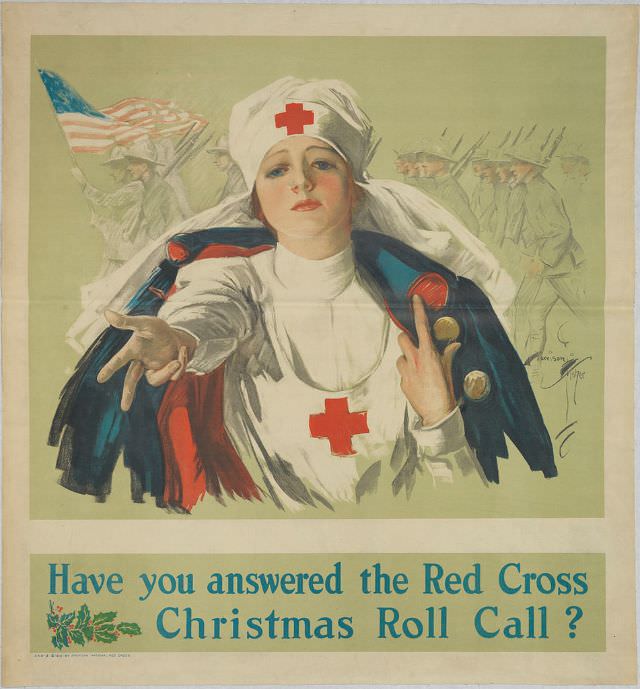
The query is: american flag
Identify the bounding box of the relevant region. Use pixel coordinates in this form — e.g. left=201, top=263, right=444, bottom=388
left=38, top=69, right=207, bottom=154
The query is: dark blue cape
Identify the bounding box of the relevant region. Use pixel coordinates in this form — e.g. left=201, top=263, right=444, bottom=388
left=49, top=227, right=556, bottom=508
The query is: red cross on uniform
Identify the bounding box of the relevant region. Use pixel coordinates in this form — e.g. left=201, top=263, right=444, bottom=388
left=308, top=397, right=369, bottom=456
left=274, top=102, right=315, bottom=136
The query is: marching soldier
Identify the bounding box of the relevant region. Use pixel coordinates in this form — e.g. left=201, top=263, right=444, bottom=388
left=207, top=133, right=248, bottom=202
left=394, top=149, right=424, bottom=188
left=484, top=151, right=515, bottom=247
left=155, top=138, right=194, bottom=218
left=393, top=150, right=411, bottom=178
left=505, top=141, right=585, bottom=372
left=414, top=138, right=480, bottom=236
left=71, top=146, right=145, bottom=282
left=479, top=150, right=526, bottom=280
left=469, top=150, right=497, bottom=238
left=557, top=143, right=591, bottom=234
left=124, top=137, right=185, bottom=241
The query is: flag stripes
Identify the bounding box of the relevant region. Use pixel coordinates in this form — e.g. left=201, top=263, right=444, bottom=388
left=39, top=70, right=208, bottom=154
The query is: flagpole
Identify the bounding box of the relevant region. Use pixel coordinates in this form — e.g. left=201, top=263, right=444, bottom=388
left=35, top=65, right=100, bottom=210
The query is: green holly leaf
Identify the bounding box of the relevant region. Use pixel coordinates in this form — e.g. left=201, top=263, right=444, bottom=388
left=51, top=634, right=61, bottom=650
left=60, top=612, right=75, bottom=627
left=94, top=626, right=117, bottom=644
left=83, top=625, right=94, bottom=641
left=47, top=613, right=60, bottom=629
left=93, top=611, right=117, bottom=626
left=117, top=622, right=142, bottom=636
left=96, top=623, right=115, bottom=633
left=76, top=604, right=90, bottom=629
left=55, top=627, right=70, bottom=648
left=69, top=629, right=86, bottom=646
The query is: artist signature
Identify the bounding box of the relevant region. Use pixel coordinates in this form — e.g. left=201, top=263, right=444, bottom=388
left=541, top=356, right=592, bottom=390
left=541, top=354, right=592, bottom=459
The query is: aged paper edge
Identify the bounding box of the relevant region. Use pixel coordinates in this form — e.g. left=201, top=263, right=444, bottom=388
left=2, top=3, right=637, bottom=686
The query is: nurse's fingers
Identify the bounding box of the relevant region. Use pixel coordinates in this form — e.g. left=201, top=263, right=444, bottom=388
left=121, top=360, right=145, bottom=412
left=397, top=331, right=418, bottom=366
left=396, top=354, right=409, bottom=376
left=97, top=346, right=135, bottom=383
left=104, top=309, right=146, bottom=332
left=412, top=295, right=434, bottom=351
left=441, top=342, right=462, bottom=397
left=170, top=346, right=189, bottom=381
left=145, top=360, right=182, bottom=387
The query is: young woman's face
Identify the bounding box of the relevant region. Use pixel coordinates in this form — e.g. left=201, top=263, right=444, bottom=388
left=255, top=136, right=355, bottom=245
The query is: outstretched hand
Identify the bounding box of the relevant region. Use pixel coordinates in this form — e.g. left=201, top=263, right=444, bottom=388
left=97, top=310, right=196, bottom=412
left=396, top=295, right=461, bottom=427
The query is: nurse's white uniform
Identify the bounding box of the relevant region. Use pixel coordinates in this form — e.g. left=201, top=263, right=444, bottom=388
left=159, top=242, right=483, bottom=509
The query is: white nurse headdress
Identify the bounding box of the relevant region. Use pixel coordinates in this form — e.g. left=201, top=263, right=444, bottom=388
left=228, top=76, right=379, bottom=187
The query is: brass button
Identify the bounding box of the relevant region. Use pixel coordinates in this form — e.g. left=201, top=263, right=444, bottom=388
left=433, top=316, right=460, bottom=342
left=464, top=370, right=491, bottom=401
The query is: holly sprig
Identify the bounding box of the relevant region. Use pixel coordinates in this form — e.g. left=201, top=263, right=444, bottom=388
left=47, top=601, right=142, bottom=649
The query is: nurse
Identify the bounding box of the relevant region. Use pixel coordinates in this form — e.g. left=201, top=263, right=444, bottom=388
left=51, top=77, right=554, bottom=511
left=97, top=134, right=482, bottom=509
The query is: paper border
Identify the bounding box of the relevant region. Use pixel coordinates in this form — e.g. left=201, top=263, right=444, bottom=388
left=2, top=3, right=637, bottom=685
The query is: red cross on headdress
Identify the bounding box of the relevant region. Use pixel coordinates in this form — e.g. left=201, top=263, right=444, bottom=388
left=274, top=102, right=315, bottom=136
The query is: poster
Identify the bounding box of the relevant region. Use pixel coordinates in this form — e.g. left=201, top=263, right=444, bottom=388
left=2, top=3, right=637, bottom=685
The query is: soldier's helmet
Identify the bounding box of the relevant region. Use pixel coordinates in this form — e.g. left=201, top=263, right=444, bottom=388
left=471, top=148, right=490, bottom=164
left=393, top=141, right=419, bottom=163
left=559, top=142, right=590, bottom=164
left=101, top=145, right=129, bottom=166
left=485, top=148, right=511, bottom=165
left=416, top=136, right=460, bottom=162
left=206, top=133, right=231, bottom=155
left=124, top=137, right=164, bottom=166
left=505, top=140, right=549, bottom=168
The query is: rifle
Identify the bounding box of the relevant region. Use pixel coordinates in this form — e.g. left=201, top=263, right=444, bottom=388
left=511, top=126, right=524, bottom=146
left=543, top=126, right=566, bottom=165
left=541, top=128, right=554, bottom=151
left=163, top=131, right=213, bottom=178
left=451, top=131, right=490, bottom=179
left=498, top=130, right=512, bottom=148
left=174, top=121, right=199, bottom=154
left=451, top=134, right=464, bottom=156
left=175, top=123, right=209, bottom=158
left=162, top=126, right=210, bottom=178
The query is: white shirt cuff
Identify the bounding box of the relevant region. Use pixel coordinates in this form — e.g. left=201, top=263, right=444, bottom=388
left=411, top=406, right=467, bottom=455
left=411, top=408, right=489, bottom=485
left=165, top=325, right=209, bottom=374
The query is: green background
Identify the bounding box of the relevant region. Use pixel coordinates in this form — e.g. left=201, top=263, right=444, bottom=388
left=30, top=37, right=605, bottom=519
left=31, top=553, right=606, bottom=652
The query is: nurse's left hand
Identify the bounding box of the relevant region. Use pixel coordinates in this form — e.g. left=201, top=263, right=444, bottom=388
left=396, top=294, right=461, bottom=427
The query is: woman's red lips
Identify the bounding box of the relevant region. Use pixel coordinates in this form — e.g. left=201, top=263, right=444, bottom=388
left=291, top=199, right=321, bottom=211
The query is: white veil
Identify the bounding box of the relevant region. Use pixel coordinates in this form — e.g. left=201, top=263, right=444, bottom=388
left=66, top=78, right=515, bottom=352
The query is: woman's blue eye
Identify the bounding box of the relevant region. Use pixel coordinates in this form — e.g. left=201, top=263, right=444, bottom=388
left=266, top=166, right=287, bottom=178
left=313, top=160, right=334, bottom=171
